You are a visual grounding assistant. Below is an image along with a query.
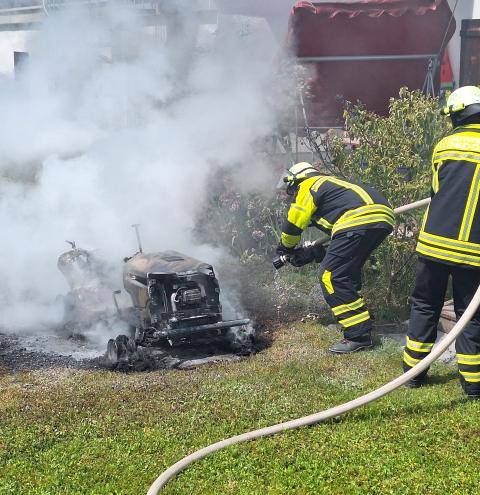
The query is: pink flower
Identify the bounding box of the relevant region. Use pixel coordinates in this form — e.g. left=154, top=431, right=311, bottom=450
left=229, top=200, right=240, bottom=213
left=252, top=230, right=265, bottom=241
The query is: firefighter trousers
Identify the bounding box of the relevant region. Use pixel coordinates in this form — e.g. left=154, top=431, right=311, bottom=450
left=319, top=228, right=390, bottom=341
left=403, top=258, right=480, bottom=395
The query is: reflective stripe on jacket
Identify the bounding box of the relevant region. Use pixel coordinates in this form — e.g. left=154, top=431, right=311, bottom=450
left=417, top=124, right=480, bottom=269
left=281, top=175, right=394, bottom=248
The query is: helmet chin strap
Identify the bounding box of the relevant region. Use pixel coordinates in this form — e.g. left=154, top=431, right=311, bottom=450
left=286, top=183, right=299, bottom=196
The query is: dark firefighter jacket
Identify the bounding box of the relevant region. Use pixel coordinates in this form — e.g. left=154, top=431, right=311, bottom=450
left=417, top=124, right=480, bottom=269
left=281, top=175, right=394, bottom=249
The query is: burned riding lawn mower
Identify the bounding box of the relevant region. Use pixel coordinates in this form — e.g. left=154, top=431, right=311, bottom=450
left=106, top=249, right=254, bottom=371
left=57, top=228, right=254, bottom=371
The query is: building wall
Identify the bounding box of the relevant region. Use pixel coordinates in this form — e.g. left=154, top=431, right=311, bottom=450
left=446, top=0, right=480, bottom=86
left=0, top=31, right=30, bottom=78
left=447, top=0, right=474, bottom=87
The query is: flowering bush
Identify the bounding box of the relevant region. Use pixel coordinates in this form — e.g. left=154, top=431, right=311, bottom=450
left=198, top=172, right=288, bottom=259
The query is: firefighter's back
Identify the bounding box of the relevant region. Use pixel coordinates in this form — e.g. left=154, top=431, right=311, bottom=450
left=418, top=125, right=480, bottom=268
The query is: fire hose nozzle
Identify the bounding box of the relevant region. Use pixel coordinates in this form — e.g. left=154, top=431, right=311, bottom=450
left=272, top=255, right=289, bottom=270
left=272, top=238, right=326, bottom=270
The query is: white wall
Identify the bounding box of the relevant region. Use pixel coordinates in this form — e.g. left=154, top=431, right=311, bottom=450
left=447, top=0, right=474, bottom=86
left=0, top=31, right=32, bottom=78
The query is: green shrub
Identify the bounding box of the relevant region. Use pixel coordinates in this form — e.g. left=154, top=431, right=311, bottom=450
left=324, top=88, right=451, bottom=320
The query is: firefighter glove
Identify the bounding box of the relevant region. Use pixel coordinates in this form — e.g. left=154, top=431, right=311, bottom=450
left=288, top=247, right=314, bottom=267
left=276, top=243, right=296, bottom=256
left=312, top=244, right=326, bottom=263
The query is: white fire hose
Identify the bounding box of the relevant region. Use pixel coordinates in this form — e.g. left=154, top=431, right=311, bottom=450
left=147, top=196, right=480, bottom=495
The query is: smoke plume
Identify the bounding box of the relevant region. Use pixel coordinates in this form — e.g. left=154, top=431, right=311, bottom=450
left=0, top=5, right=280, bottom=334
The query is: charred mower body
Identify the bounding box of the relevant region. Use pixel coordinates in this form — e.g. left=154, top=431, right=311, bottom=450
left=58, top=243, right=118, bottom=332
left=106, top=250, right=252, bottom=368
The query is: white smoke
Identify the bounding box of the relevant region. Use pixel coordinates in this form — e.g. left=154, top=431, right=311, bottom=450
left=0, top=5, right=280, bottom=334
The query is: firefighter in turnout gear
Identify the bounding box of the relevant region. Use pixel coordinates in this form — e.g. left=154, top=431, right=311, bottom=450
left=277, top=162, right=394, bottom=353
left=403, top=86, right=480, bottom=398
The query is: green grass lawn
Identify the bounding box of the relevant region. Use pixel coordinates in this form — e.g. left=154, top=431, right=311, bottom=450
left=1, top=323, right=478, bottom=495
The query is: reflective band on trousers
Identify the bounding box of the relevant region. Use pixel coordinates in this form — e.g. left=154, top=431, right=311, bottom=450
left=459, top=370, right=480, bottom=382
left=332, top=298, right=365, bottom=316
left=403, top=351, right=421, bottom=367
left=406, top=336, right=434, bottom=353
left=457, top=353, right=480, bottom=365
left=339, top=310, right=370, bottom=328
left=321, top=270, right=334, bottom=294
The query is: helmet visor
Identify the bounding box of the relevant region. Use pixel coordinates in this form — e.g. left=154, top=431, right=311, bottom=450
left=276, top=169, right=291, bottom=190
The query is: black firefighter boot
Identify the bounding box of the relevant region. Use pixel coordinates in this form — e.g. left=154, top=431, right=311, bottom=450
left=329, top=332, right=373, bottom=354
left=460, top=377, right=480, bottom=400
left=403, top=365, right=428, bottom=389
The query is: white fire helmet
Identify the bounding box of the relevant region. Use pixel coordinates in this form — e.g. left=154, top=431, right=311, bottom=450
left=277, top=162, right=319, bottom=193
left=442, top=86, right=480, bottom=117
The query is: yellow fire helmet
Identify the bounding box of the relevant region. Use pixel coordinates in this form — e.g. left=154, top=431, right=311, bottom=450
left=441, top=85, right=480, bottom=117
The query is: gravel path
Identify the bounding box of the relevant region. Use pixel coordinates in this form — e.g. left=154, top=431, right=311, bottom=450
left=0, top=332, right=103, bottom=372
left=0, top=330, right=256, bottom=373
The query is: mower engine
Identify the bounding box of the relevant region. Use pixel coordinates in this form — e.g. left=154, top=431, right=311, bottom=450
left=105, top=250, right=252, bottom=368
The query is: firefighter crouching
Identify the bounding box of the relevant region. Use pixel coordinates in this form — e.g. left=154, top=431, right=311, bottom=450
left=403, top=86, right=480, bottom=398
left=276, top=162, right=394, bottom=353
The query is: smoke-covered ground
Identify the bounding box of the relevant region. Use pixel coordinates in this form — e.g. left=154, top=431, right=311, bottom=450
left=0, top=4, right=285, bottom=367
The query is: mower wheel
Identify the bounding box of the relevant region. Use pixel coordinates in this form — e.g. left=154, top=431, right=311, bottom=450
left=126, top=337, right=137, bottom=354
left=106, top=338, right=119, bottom=365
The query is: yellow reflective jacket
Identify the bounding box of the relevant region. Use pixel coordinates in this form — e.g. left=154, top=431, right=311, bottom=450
left=417, top=124, right=480, bottom=269
left=281, top=175, right=394, bottom=249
